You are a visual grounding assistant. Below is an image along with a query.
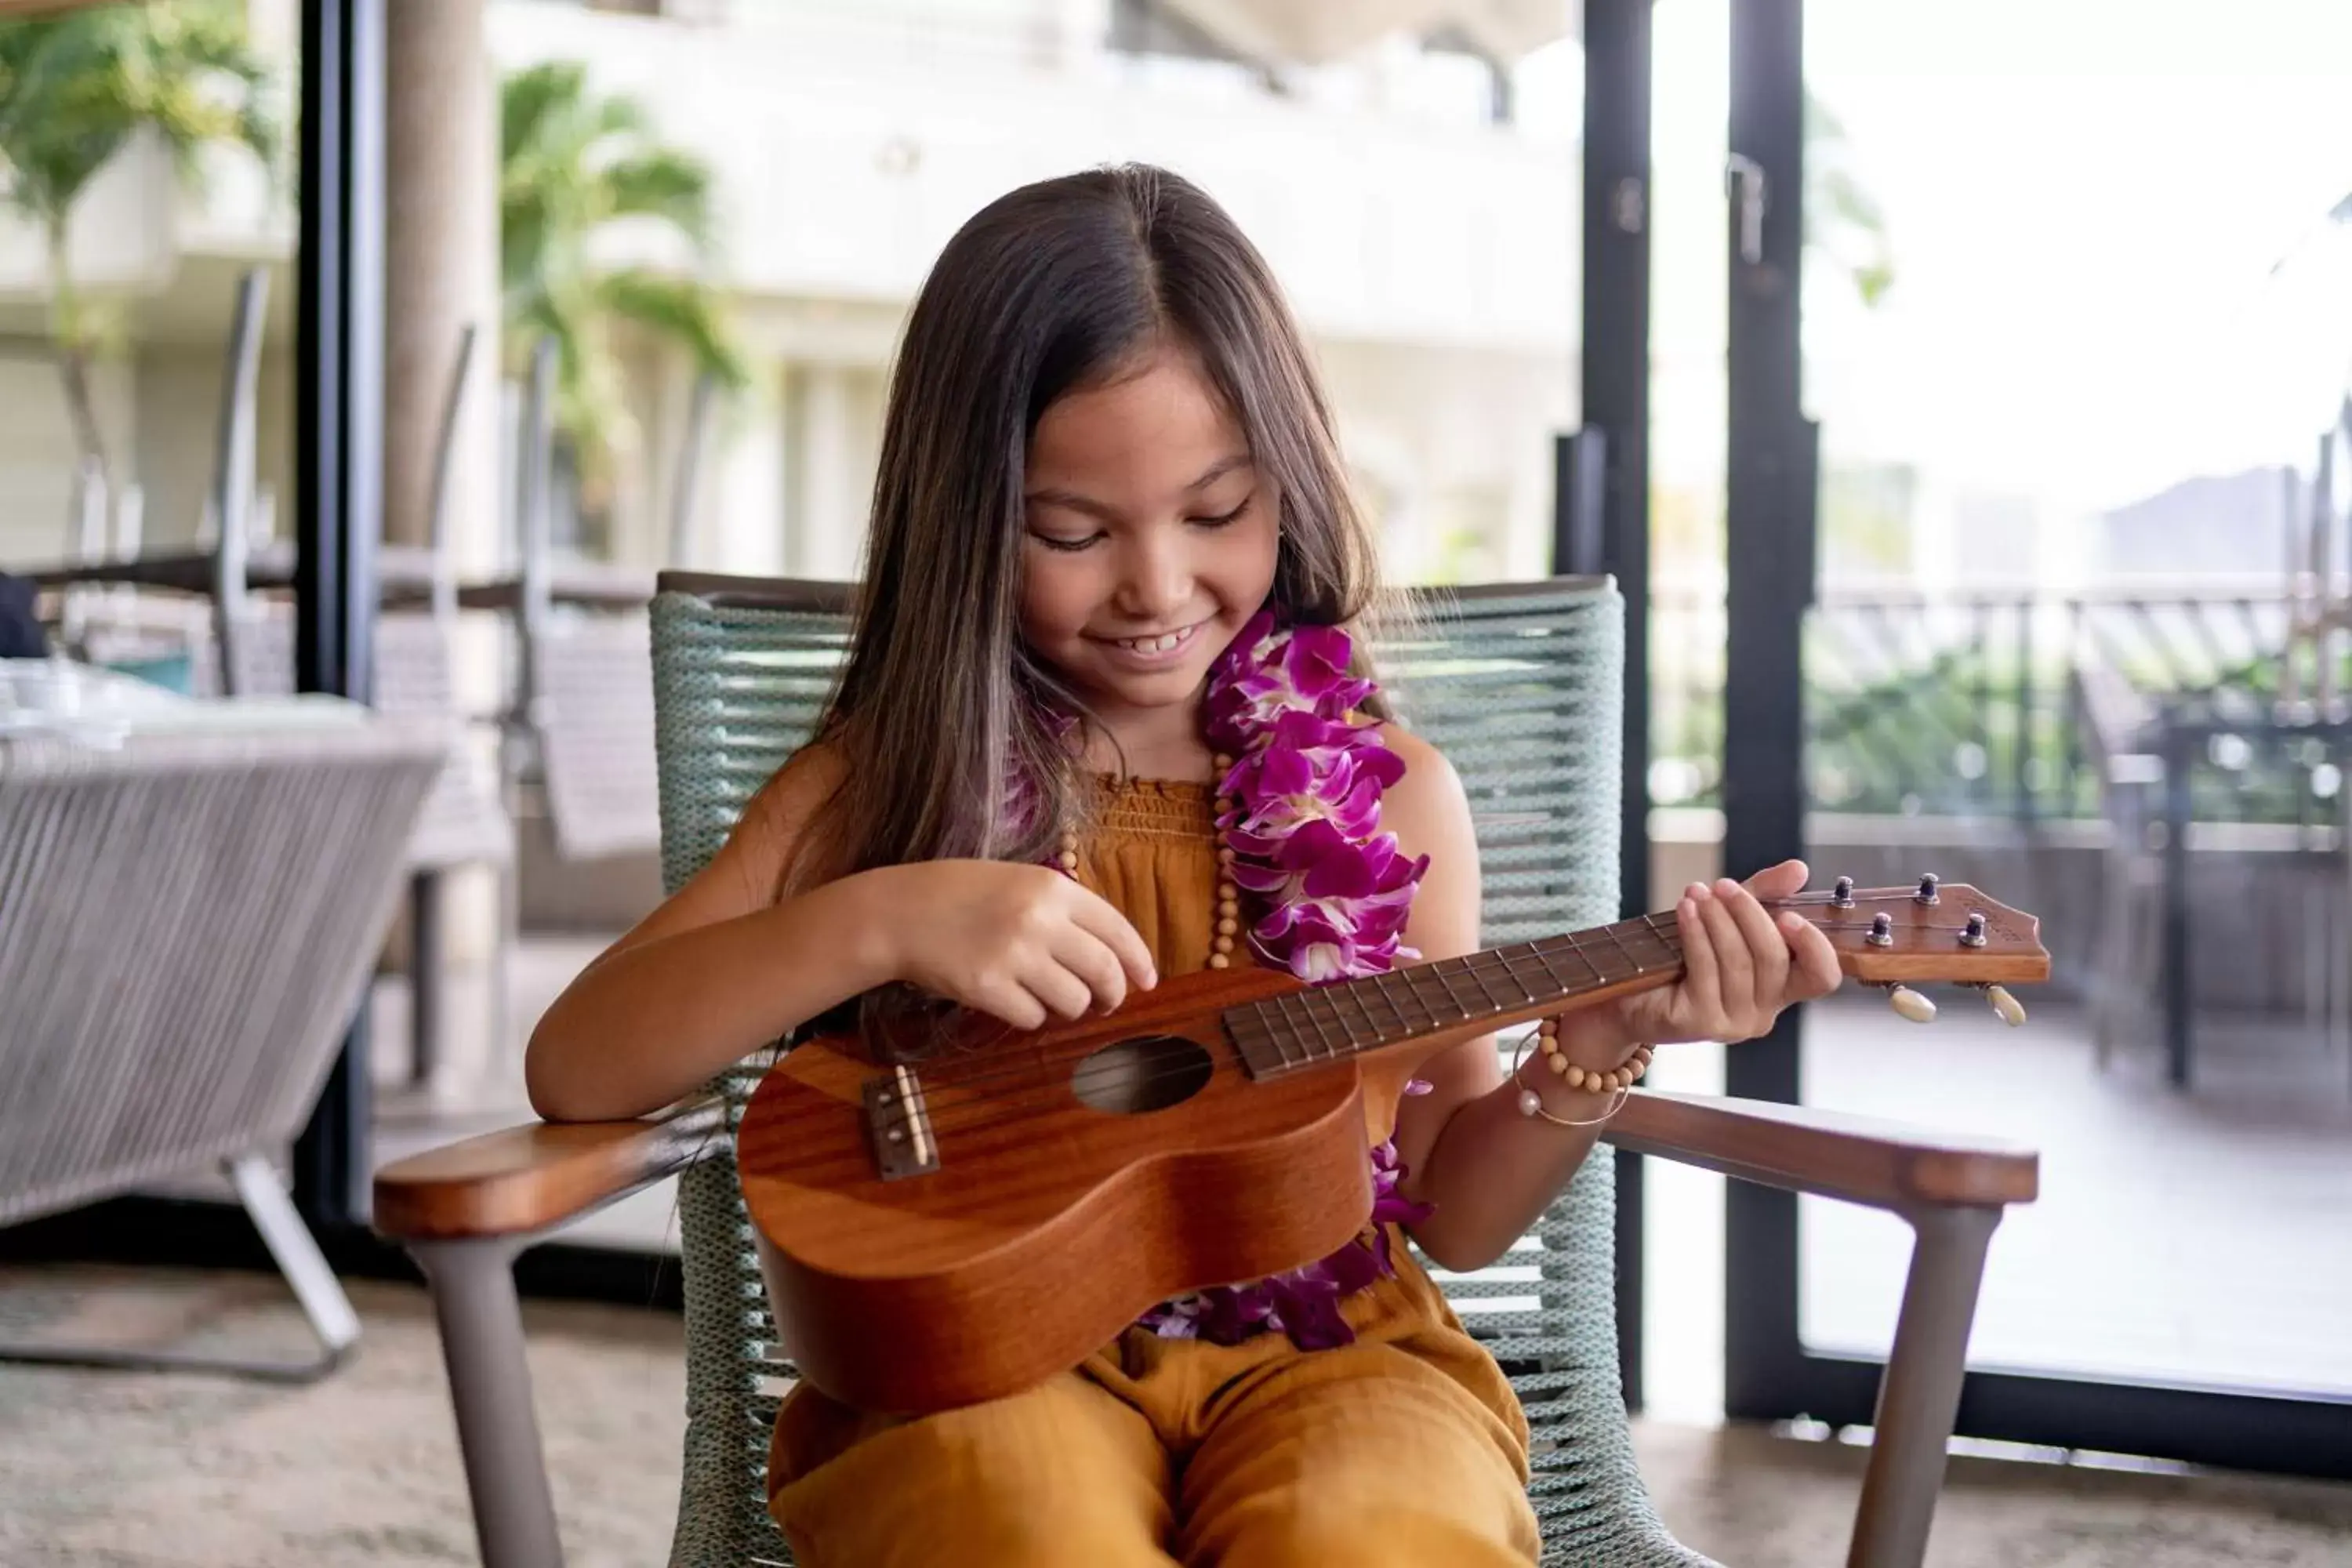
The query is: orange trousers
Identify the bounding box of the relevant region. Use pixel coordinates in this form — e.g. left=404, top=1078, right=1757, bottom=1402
left=765, top=1238, right=1540, bottom=1566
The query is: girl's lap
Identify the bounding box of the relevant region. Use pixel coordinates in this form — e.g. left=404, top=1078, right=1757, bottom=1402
left=768, top=1275, right=1537, bottom=1568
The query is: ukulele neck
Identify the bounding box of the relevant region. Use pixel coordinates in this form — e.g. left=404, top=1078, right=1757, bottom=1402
left=1221, top=913, right=1687, bottom=1080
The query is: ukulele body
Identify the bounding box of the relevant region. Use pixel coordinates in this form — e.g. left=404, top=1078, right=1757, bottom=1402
left=737, top=962, right=1428, bottom=1417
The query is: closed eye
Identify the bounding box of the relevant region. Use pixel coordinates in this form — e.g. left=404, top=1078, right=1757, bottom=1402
left=1030, top=531, right=1105, bottom=553
left=1190, top=493, right=1254, bottom=529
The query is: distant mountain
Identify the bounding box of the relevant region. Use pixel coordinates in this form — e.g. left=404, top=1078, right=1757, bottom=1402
left=2096, top=467, right=2297, bottom=581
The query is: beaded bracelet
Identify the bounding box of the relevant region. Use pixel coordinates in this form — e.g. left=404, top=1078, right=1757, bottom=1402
left=1509, top=1016, right=1653, bottom=1129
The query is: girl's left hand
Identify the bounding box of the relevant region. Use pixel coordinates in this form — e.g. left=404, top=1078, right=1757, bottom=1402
left=1620, top=859, right=1842, bottom=1047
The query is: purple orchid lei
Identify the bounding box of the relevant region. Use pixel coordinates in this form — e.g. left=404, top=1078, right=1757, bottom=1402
left=1124, top=609, right=1438, bottom=1352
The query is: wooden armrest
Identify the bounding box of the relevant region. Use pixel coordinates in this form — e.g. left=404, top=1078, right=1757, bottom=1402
left=372, top=1101, right=728, bottom=1243
left=1603, top=1091, right=2038, bottom=1210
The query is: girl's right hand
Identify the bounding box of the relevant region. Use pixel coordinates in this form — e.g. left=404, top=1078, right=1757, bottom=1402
left=858, top=860, right=1159, bottom=1029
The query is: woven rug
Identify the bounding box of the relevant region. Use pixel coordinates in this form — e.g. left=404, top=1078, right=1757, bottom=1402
left=2, top=1265, right=2347, bottom=1566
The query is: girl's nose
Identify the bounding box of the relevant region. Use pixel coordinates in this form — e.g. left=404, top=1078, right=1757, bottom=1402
left=1115, top=531, right=1191, bottom=622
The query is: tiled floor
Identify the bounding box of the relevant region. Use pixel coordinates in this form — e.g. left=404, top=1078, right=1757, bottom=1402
left=1799, top=1000, right=2352, bottom=1399
left=370, top=938, right=2352, bottom=1414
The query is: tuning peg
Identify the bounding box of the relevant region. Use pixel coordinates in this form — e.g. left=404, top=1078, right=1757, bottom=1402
left=1886, top=984, right=1937, bottom=1023
left=1983, top=984, right=2027, bottom=1027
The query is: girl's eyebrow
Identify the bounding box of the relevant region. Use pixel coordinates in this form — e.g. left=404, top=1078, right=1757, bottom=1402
left=1024, top=454, right=1254, bottom=521
left=1184, top=453, right=1254, bottom=491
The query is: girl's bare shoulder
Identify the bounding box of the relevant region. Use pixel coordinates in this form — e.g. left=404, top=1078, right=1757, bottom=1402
left=734, top=740, right=852, bottom=884
left=1374, top=723, right=1469, bottom=829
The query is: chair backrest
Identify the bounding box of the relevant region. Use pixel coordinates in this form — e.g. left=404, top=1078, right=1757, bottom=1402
left=648, top=574, right=1693, bottom=1568
left=534, top=613, right=663, bottom=861
left=0, top=718, right=441, bottom=1225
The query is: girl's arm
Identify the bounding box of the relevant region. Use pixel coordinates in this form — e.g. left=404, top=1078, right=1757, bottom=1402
left=524, top=747, right=889, bottom=1121
left=1380, top=728, right=1840, bottom=1272
left=525, top=746, right=1159, bottom=1123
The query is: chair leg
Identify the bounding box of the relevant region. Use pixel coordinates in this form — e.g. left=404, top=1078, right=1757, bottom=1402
left=411, top=1236, right=567, bottom=1568
left=229, top=1151, right=363, bottom=1363
left=0, top=1152, right=359, bottom=1382
left=1845, top=1203, right=2002, bottom=1568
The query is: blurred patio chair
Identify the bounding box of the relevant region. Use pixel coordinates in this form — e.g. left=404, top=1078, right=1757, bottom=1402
left=0, top=673, right=443, bottom=1378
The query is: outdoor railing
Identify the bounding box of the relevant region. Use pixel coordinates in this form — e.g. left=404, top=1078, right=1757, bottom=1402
left=1650, top=584, right=2332, bottom=826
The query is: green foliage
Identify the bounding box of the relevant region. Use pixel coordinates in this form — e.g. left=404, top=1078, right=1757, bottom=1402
left=499, top=60, right=746, bottom=502
left=1805, top=89, right=1896, bottom=309
left=0, top=0, right=280, bottom=488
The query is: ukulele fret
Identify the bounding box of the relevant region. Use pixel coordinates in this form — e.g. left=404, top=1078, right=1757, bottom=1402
left=1639, top=912, right=1686, bottom=965
left=1552, top=933, right=1610, bottom=993
left=1261, top=1001, right=1298, bottom=1072
left=1298, top=992, right=1336, bottom=1067
left=1339, top=983, right=1387, bottom=1047
left=1306, top=989, right=1351, bottom=1058
left=1461, top=952, right=1518, bottom=1015
left=1226, top=1000, right=1298, bottom=1079
left=1421, top=962, right=1476, bottom=1023
left=1528, top=942, right=1573, bottom=1000
left=1370, top=969, right=1419, bottom=1037
left=1490, top=946, right=1541, bottom=1006
left=1574, top=927, right=1635, bottom=985
left=1598, top=920, right=1653, bottom=977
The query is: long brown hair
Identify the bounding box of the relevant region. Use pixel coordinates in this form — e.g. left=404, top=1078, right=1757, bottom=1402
left=796, top=164, right=1384, bottom=906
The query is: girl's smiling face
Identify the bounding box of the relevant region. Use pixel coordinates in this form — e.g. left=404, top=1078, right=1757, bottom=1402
left=1018, top=344, right=1280, bottom=731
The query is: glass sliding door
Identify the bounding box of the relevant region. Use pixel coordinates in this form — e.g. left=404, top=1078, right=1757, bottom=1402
left=1720, top=0, right=2352, bottom=1475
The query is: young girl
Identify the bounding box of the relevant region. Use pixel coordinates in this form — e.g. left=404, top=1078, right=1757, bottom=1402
left=527, top=164, right=1841, bottom=1566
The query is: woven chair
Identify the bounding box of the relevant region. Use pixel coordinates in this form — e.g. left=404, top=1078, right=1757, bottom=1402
left=0, top=696, right=445, bottom=1378
left=485, top=334, right=666, bottom=868
left=376, top=572, right=2038, bottom=1568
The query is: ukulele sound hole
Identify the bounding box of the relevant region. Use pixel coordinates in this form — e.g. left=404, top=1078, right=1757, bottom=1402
left=1073, top=1034, right=1214, bottom=1115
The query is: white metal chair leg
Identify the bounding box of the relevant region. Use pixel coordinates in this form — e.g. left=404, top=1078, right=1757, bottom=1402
left=0, top=1152, right=359, bottom=1382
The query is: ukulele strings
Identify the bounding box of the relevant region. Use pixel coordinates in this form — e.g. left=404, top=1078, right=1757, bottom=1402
left=900, top=912, right=1693, bottom=1107
left=758, top=922, right=1695, bottom=1150
left=855, top=915, right=1690, bottom=1121
left=804, top=927, right=1698, bottom=1149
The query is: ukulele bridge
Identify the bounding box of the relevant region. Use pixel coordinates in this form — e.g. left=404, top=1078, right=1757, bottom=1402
left=862, top=1064, right=939, bottom=1180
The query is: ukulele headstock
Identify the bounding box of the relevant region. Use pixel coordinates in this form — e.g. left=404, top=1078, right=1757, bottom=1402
left=1787, top=874, right=2049, bottom=1025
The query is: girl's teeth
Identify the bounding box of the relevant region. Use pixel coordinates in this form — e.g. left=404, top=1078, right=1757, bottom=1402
left=1120, top=630, right=1185, bottom=652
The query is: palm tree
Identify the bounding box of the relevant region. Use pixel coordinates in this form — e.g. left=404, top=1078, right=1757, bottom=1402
left=0, top=0, right=278, bottom=514
left=499, top=60, right=746, bottom=517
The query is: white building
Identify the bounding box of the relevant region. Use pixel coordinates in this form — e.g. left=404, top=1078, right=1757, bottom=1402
left=0, top=0, right=1581, bottom=590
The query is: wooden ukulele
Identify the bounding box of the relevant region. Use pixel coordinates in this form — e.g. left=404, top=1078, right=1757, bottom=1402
left=737, top=875, right=2048, bottom=1414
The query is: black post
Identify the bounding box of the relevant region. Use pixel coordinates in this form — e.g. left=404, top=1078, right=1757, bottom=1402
left=292, top=0, right=387, bottom=1229
left=1720, top=0, right=1812, bottom=1422
left=1566, top=0, right=1654, bottom=1416
left=2014, top=597, right=2037, bottom=823
left=2161, top=715, right=2194, bottom=1088
left=1973, top=599, right=1992, bottom=810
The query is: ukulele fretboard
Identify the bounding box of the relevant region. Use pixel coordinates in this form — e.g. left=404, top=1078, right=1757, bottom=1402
left=1222, top=913, right=1686, bottom=1079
